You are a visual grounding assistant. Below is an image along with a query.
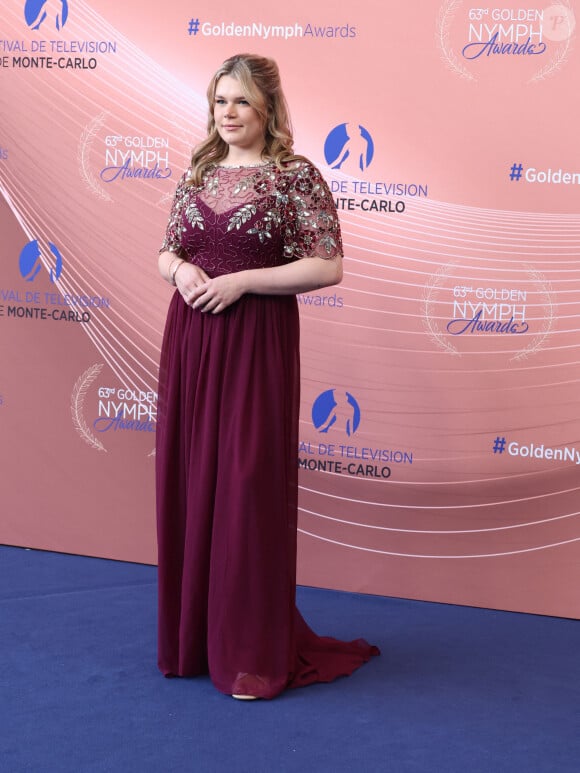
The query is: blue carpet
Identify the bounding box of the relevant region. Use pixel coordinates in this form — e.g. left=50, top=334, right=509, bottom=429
left=1, top=545, right=579, bottom=772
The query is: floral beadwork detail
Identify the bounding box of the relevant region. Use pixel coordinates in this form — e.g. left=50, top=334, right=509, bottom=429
left=185, top=201, right=205, bottom=231
left=248, top=209, right=282, bottom=243
left=318, top=234, right=338, bottom=255
left=206, top=175, right=220, bottom=197
left=227, top=204, right=257, bottom=232
left=159, top=171, right=203, bottom=253
left=160, top=161, right=343, bottom=265
left=233, top=176, right=253, bottom=196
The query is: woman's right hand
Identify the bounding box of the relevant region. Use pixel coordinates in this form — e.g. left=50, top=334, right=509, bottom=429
left=174, top=262, right=211, bottom=306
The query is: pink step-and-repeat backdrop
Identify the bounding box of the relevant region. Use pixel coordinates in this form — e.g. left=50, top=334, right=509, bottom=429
left=1, top=0, right=579, bottom=618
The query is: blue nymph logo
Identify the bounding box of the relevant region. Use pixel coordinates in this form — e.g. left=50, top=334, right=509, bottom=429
left=25, top=0, right=69, bottom=31
left=312, top=389, right=361, bottom=437
left=324, top=123, right=374, bottom=173
left=19, top=240, right=63, bottom=283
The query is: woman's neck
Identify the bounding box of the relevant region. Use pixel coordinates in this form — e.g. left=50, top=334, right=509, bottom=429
left=222, top=148, right=267, bottom=167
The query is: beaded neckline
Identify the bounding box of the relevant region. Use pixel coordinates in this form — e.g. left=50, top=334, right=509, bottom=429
left=216, top=161, right=273, bottom=169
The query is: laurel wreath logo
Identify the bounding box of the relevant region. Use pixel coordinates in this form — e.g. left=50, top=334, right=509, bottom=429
left=422, top=264, right=555, bottom=362
left=71, top=364, right=107, bottom=451
left=511, top=267, right=555, bottom=361
left=437, top=0, right=574, bottom=84
left=436, top=0, right=477, bottom=81
left=422, top=262, right=461, bottom=355
left=78, top=113, right=113, bottom=202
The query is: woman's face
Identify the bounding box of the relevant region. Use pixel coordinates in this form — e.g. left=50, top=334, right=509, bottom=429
left=213, top=75, right=265, bottom=157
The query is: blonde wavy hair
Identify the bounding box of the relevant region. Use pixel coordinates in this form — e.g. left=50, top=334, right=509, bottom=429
left=188, top=53, right=305, bottom=185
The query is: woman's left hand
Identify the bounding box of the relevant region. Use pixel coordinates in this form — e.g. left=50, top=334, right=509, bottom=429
left=189, top=272, right=247, bottom=314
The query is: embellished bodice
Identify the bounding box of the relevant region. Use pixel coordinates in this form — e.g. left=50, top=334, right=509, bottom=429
left=160, top=161, right=342, bottom=277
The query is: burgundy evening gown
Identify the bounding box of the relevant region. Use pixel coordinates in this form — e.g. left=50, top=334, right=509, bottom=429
left=156, top=161, right=379, bottom=698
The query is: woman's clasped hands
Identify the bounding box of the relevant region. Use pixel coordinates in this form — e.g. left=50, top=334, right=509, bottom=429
left=175, top=262, right=247, bottom=315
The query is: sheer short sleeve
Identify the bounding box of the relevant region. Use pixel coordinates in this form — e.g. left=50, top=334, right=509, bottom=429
left=159, top=170, right=191, bottom=254
left=283, top=162, right=343, bottom=260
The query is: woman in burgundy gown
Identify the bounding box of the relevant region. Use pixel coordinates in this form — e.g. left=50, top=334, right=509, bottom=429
left=156, top=53, right=378, bottom=700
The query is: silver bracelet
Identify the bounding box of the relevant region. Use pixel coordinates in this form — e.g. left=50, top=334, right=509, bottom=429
left=171, top=260, right=186, bottom=285
left=168, top=257, right=184, bottom=285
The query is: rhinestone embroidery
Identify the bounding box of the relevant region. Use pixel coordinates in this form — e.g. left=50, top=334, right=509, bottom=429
left=160, top=161, right=343, bottom=264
